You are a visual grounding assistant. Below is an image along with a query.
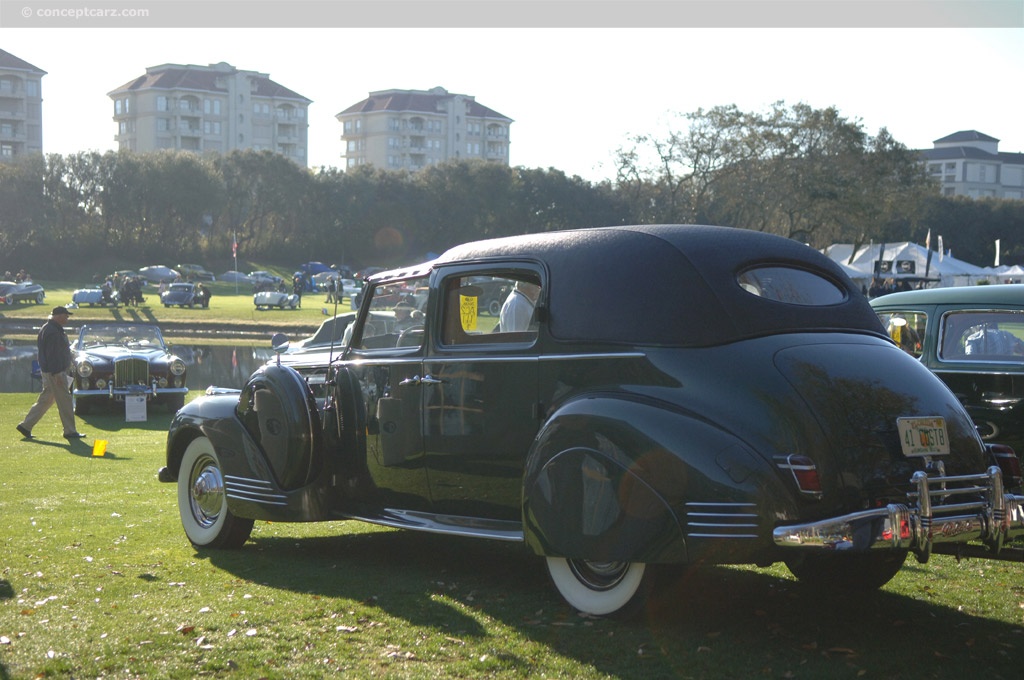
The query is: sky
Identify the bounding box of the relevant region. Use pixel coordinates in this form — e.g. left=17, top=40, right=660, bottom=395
left=2, top=21, right=1022, bottom=183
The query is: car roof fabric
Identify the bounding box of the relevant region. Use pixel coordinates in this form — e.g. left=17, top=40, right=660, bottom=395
left=433, top=224, right=884, bottom=347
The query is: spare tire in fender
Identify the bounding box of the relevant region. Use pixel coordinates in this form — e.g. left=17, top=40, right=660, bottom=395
left=237, top=364, right=323, bottom=490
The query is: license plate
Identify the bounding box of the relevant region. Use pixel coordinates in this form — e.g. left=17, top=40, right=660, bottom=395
left=897, top=417, right=950, bottom=457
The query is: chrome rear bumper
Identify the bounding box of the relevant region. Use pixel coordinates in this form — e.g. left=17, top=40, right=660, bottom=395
left=773, top=467, right=1024, bottom=562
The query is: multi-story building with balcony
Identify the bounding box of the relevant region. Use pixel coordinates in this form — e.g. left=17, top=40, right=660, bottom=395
left=0, top=49, right=45, bottom=159
left=108, top=62, right=311, bottom=166
left=337, top=87, right=512, bottom=172
left=919, top=130, right=1024, bottom=200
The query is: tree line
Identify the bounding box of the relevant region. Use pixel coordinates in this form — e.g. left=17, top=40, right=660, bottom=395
left=2, top=102, right=1021, bottom=279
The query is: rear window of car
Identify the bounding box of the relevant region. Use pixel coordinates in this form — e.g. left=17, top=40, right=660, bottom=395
left=940, top=311, right=1024, bottom=361
left=737, top=266, right=846, bottom=306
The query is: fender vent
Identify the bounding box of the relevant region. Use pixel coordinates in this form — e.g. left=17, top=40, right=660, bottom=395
left=686, top=502, right=759, bottom=539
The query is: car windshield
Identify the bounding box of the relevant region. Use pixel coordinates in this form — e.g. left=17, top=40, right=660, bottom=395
left=78, top=325, right=166, bottom=349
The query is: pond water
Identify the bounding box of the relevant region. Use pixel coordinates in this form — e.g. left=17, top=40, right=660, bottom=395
left=0, top=341, right=275, bottom=394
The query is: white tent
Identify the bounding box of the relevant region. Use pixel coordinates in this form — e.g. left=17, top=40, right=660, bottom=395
left=823, top=242, right=988, bottom=289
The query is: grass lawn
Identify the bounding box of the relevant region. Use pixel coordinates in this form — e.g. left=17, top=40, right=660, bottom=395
left=1, top=391, right=1022, bottom=679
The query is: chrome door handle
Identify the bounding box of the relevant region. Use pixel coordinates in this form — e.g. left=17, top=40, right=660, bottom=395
left=420, top=375, right=444, bottom=385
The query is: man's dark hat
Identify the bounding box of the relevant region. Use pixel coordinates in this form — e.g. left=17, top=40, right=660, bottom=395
left=51, top=306, right=73, bottom=316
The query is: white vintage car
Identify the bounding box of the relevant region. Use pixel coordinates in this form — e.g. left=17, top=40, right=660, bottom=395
left=254, top=290, right=300, bottom=310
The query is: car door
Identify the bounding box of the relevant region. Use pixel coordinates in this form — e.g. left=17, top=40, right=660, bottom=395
left=420, top=267, right=543, bottom=521
left=344, top=273, right=431, bottom=510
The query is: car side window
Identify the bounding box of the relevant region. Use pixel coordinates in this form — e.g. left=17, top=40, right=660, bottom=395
left=353, top=275, right=429, bottom=350
left=440, top=273, right=541, bottom=345
left=875, top=311, right=927, bottom=358
left=941, top=311, right=1024, bottom=361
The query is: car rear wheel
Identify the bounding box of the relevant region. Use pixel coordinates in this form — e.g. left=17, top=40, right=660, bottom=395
left=784, top=550, right=908, bottom=591
left=545, top=557, right=654, bottom=618
left=178, top=436, right=254, bottom=549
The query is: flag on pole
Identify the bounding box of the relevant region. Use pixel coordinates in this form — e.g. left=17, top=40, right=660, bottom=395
left=995, top=239, right=1001, bottom=267
left=925, top=229, right=931, bottom=251
left=232, top=234, right=238, bottom=258
left=938, top=235, right=944, bottom=262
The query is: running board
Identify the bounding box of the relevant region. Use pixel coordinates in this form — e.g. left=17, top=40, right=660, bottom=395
left=334, top=507, right=524, bottom=542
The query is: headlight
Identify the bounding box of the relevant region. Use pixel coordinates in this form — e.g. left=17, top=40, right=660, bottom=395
left=169, top=358, right=186, bottom=376
left=95, top=378, right=107, bottom=389
left=77, top=361, right=93, bottom=377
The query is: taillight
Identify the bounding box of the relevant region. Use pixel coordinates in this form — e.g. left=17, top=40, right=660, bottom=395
left=986, top=443, right=1022, bottom=489
left=776, top=454, right=823, bottom=498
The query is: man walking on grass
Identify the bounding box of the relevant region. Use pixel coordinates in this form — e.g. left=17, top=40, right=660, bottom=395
left=17, top=306, right=86, bottom=440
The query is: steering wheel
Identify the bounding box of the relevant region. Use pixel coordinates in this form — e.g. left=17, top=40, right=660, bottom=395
left=397, top=325, right=425, bottom=347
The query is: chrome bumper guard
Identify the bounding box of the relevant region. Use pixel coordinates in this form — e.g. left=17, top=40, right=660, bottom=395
left=773, top=467, right=1024, bottom=562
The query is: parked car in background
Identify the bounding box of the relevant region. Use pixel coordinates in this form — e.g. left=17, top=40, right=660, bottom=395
left=176, top=264, right=216, bottom=282
left=161, top=283, right=198, bottom=308
left=72, top=322, right=188, bottom=414
left=71, top=287, right=120, bottom=307
left=254, top=289, right=300, bottom=310
left=160, top=225, right=1023, bottom=618
left=220, top=270, right=254, bottom=284
left=138, top=265, right=180, bottom=284
left=249, top=271, right=284, bottom=288
left=0, top=280, right=45, bottom=305
left=872, top=284, right=1024, bottom=457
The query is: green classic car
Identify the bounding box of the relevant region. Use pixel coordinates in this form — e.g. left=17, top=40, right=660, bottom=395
left=872, top=284, right=1024, bottom=458
left=160, top=225, right=1024, bottom=618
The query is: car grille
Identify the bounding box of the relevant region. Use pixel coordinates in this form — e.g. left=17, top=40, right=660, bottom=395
left=114, top=357, right=150, bottom=388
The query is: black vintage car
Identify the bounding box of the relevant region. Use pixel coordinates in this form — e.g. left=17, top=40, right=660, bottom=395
left=160, top=225, right=1024, bottom=617
left=161, top=282, right=198, bottom=308
left=872, top=284, right=1024, bottom=457
left=72, top=323, right=189, bottom=414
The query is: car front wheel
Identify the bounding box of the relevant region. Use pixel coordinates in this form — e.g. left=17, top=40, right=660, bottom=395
left=178, top=436, right=254, bottom=549
left=545, top=557, right=653, bottom=618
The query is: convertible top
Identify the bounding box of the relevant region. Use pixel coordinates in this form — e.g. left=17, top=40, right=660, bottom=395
left=431, top=225, right=886, bottom=347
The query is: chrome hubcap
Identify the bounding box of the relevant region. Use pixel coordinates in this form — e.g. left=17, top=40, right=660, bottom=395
left=189, top=456, right=224, bottom=528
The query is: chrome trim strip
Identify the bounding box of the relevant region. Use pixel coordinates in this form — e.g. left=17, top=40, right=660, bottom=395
left=688, top=533, right=759, bottom=539
left=340, top=352, right=648, bottom=368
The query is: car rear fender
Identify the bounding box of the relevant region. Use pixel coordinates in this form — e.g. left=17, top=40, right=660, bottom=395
left=522, top=394, right=795, bottom=566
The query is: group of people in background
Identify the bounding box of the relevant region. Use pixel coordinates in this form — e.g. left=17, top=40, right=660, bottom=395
left=4, top=269, right=32, bottom=282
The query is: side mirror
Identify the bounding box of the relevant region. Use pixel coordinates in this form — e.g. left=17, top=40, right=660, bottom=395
left=271, top=333, right=290, bottom=365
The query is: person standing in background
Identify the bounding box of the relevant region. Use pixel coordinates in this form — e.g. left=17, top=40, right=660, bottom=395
left=17, top=306, right=86, bottom=440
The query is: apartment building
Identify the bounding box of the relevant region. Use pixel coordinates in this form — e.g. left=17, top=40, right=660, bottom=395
left=337, top=87, right=512, bottom=172
left=920, top=130, right=1024, bottom=200
left=0, top=49, right=45, bottom=159
left=108, top=62, right=311, bottom=166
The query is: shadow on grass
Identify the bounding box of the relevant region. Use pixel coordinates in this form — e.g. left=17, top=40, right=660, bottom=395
left=202, top=531, right=1024, bottom=679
